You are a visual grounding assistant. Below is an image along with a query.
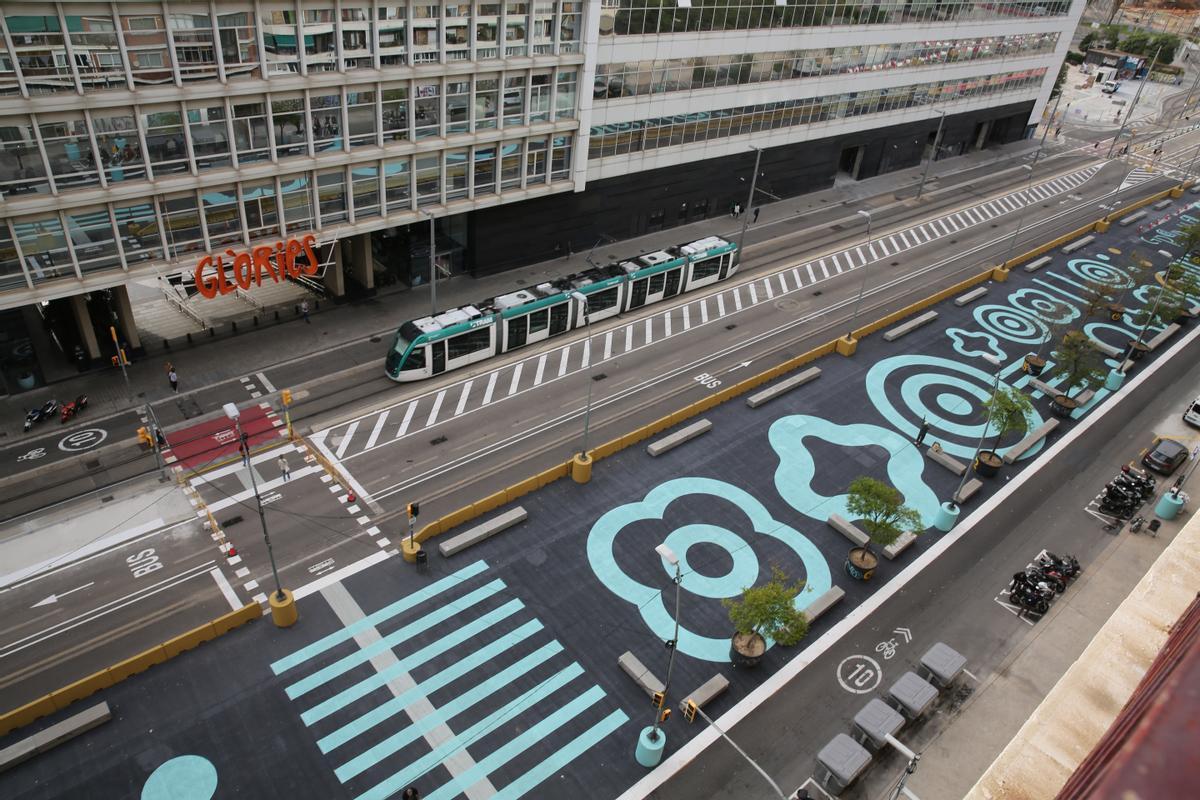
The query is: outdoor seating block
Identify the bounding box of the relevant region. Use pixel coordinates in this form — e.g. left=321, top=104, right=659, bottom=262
left=1003, top=419, right=1060, bottom=464
left=817, top=734, right=872, bottom=790
left=882, top=532, right=917, bottom=561
left=883, top=311, right=938, bottom=342
left=954, top=287, right=987, bottom=307
left=953, top=479, right=983, bottom=505
left=680, top=674, right=729, bottom=713
left=1121, top=358, right=1135, bottom=373
left=925, top=445, right=967, bottom=476
left=647, top=419, right=712, bottom=456
left=618, top=651, right=664, bottom=698
left=1073, top=389, right=1095, bottom=406
left=1147, top=323, right=1181, bottom=351
left=1154, top=199, right=1174, bottom=210
left=746, top=368, right=821, bottom=408
left=1092, top=339, right=1122, bottom=357
left=1025, top=377, right=1059, bottom=397
left=888, top=671, right=939, bottom=719
left=1061, top=235, right=1095, bottom=254
left=1190, top=185, right=1200, bottom=195
left=1022, top=256, right=1053, bottom=273
left=853, top=698, right=906, bottom=748
left=438, top=507, right=527, bottom=557
left=1117, top=210, right=1147, bottom=227
left=826, top=513, right=869, bottom=547
left=802, top=586, right=846, bottom=624
left=0, top=702, right=111, bottom=772
left=919, top=642, right=967, bottom=687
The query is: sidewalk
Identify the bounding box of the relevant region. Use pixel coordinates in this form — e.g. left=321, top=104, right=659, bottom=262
left=0, top=136, right=1047, bottom=443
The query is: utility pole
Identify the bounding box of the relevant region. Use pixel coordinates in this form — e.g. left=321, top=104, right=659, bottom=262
left=736, top=146, right=763, bottom=258
left=916, top=109, right=947, bottom=200
left=1108, top=46, right=1161, bottom=158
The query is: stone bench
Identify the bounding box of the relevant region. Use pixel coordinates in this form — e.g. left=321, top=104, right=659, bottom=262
left=882, top=532, right=918, bottom=561
left=1061, top=235, right=1095, bottom=254
left=953, top=478, right=983, bottom=504
left=0, top=702, right=111, bottom=772
left=1117, top=210, right=1148, bottom=227
left=1025, top=377, right=1059, bottom=397
left=1073, top=389, right=1095, bottom=406
left=1092, top=339, right=1123, bottom=358
left=1154, top=199, right=1174, bottom=210
left=618, top=651, right=664, bottom=698
left=1022, top=256, right=1053, bottom=273
left=1147, top=323, right=1182, bottom=351
left=1191, top=184, right=1200, bottom=195
left=647, top=419, right=712, bottom=456
left=827, top=513, right=869, bottom=547
left=745, top=367, right=821, bottom=409
left=679, top=674, right=729, bottom=719
left=883, top=311, right=938, bottom=342
left=803, top=585, right=846, bottom=624
left=925, top=444, right=967, bottom=476
left=438, top=506, right=527, bottom=557
left=1003, top=419, right=1060, bottom=464
left=954, top=287, right=988, bottom=307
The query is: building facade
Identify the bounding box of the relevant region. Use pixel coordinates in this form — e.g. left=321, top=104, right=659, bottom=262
left=0, top=0, right=1080, bottom=392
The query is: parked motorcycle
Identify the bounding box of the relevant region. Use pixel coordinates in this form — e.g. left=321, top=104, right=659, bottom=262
left=60, top=394, right=89, bottom=423
left=1111, top=474, right=1153, bottom=499
left=1009, top=574, right=1052, bottom=614
left=1037, top=552, right=1080, bottom=581
left=1030, top=563, right=1066, bottom=594
left=22, top=399, right=58, bottom=432
left=1100, top=501, right=1136, bottom=519
left=1120, top=464, right=1156, bottom=492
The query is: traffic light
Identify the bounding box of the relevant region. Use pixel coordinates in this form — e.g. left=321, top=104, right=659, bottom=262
left=137, top=426, right=153, bottom=447
left=659, top=708, right=671, bottom=724
left=408, top=501, right=420, bottom=518
left=281, top=389, right=292, bottom=406
left=650, top=691, right=664, bottom=709
left=683, top=699, right=698, bottom=724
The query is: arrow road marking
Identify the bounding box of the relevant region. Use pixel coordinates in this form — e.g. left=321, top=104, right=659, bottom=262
left=728, top=361, right=753, bottom=372
left=893, top=627, right=912, bottom=643
left=31, top=582, right=94, bottom=608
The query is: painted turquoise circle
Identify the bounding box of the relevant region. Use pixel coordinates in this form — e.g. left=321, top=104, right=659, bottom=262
left=973, top=304, right=1044, bottom=344
left=935, top=391, right=968, bottom=417
left=663, top=524, right=759, bottom=599
left=901, top=373, right=990, bottom=438
left=1067, top=257, right=1131, bottom=287
left=142, top=756, right=217, bottom=800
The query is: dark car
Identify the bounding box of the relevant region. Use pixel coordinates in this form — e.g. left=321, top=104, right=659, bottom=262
left=1142, top=437, right=1189, bottom=475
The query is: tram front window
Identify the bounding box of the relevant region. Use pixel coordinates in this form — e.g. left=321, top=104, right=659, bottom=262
left=387, top=334, right=425, bottom=375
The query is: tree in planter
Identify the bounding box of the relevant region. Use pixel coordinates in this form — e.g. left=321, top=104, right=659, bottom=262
left=1131, top=263, right=1200, bottom=332
left=845, top=476, right=923, bottom=553
left=1078, top=278, right=1116, bottom=320
left=722, top=566, right=809, bottom=665
left=1045, top=331, right=1106, bottom=400
left=1175, top=221, right=1200, bottom=258
left=978, top=386, right=1035, bottom=468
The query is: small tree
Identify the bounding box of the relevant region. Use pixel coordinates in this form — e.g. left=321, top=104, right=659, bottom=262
left=722, top=566, right=809, bottom=646
left=1046, top=330, right=1106, bottom=398
left=982, top=386, right=1035, bottom=453
left=1176, top=221, right=1200, bottom=257
left=845, top=476, right=923, bottom=551
left=1134, top=264, right=1200, bottom=328
left=1079, top=278, right=1115, bottom=319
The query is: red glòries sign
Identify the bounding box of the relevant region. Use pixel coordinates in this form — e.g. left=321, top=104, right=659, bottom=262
left=194, top=234, right=319, bottom=299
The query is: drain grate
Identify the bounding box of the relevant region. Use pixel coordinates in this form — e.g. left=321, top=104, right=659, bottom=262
left=813, top=290, right=822, bottom=296
left=84, top=459, right=101, bottom=470
left=370, top=336, right=381, bottom=343
left=891, top=261, right=899, bottom=267
left=222, top=515, right=244, bottom=528
left=430, top=435, right=447, bottom=445
left=100, top=495, right=114, bottom=504
left=593, top=373, right=607, bottom=381
left=725, top=323, right=737, bottom=330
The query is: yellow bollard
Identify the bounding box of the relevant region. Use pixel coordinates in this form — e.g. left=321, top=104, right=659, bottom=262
left=269, top=589, right=299, bottom=628
left=571, top=453, right=593, bottom=484
left=401, top=538, right=421, bottom=563
left=1094, top=219, right=1111, bottom=234
left=835, top=335, right=858, bottom=357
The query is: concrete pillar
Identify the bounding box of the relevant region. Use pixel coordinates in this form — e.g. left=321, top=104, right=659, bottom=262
left=69, top=294, right=102, bottom=358
left=348, top=233, right=373, bottom=290
left=323, top=236, right=346, bottom=297
left=111, top=285, right=142, bottom=351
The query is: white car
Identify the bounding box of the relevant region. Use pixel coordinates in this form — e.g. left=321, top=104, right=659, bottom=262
left=1185, top=396, right=1200, bottom=427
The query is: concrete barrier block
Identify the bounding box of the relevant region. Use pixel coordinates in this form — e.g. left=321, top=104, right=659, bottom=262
left=954, top=287, right=988, bottom=307
left=0, top=702, right=111, bottom=771
left=439, top=507, right=528, bottom=557
left=1147, top=323, right=1182, bottom=350
left=746, top=367, right=822, bottom=408
left=883, top=311, right=938, bottom=342
left=1154, top=199, right=1173, bottom=210
left=802, top=586, right=846, bottom=624
left=882, top=531, right=918, bottom=561
left=48, top=670, right=113, bottom=711
left=1117, top=210, right=1148, bottom=227
left=210, top=604, right=258, bottom=635
left=1003, top=419, right=1060, bottom=464
left=506, top=475, right=540, bottom=503
left=1023, top=256, right=1053, bottom=273
left=647, top=419, right=713, bottom=457
left=105, top=646, right=167, bottom=684
left=827, top=513, right=870, bottom=547
left=1061, top=235, right=1096, bottom=254
left=161, top=625, right=216, bottom=660
left=618, top=651, right=664, bottom=696
left=472, top=489, right=508, bottom=517
left=925, top=446, right=967, bottom=476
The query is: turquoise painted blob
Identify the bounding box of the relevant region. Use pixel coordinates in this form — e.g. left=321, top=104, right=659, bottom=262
left=586, top=477, right=832, bottom=663
left=768, top=415, right=940, bottom=529
left=142, top=756, right=217, bottom=800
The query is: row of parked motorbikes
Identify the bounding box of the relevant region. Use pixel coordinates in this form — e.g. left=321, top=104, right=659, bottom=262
left=1007, top=552, right=1082, bottom=615
left=23, top=395, right=89, bottom=431
left=1097, top=465, right=1157, bottom=520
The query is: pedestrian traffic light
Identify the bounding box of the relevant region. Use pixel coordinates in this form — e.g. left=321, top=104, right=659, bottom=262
left=651, top=691, right=665, bottom=708
left=408, top=501, right=420, bottom=518
left=281, top=389, right=292, bottom=406
left=659, top=708, right=671, bottom=724
left=137, top=426, right=153, bottom=447
left=683, top=699, right=698, bottom=724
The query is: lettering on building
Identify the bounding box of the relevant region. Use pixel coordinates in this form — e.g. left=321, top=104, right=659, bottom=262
left=194, top=234, right=320, bottom=299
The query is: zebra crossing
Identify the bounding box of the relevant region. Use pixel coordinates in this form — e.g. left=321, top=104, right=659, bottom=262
left=270, top=560, right=628, bottom=800
left=313, top=164, right=1102, bottom=464
left=1119, top=166, right=1159, bottom=192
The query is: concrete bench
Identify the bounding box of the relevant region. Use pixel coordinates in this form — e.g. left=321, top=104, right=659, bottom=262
left=745, top=367, right=821, bottom=409
left=803, top=585, right=846, bottom=624
left=1022, top=256, right=1053, bottom=273
left=882, top=532, right=918, bottom=560
left=1154, top=199, right=1174, bottom=210
left=1003, top=419, right=1060, bottom=464
left=438, top=507, right=527, bottom=557
left=1191, top=184, right=1200, bottom=195
left=1118, top=210, right=1148, bottom=227
left=883, top=311, right=938, bottom=342
left=954, top=287, right=988, bottom=307
left=0, top=702, right=111, bottom=772
left=647, top=419, right=712, bottom=456
left=679, top=674, right=729, bottom=718
left=953, top=478, right=983, bottom=504
left=1073, top=389, right=1095, bottom=406
left=1061, top=235, right=1095, bottom=254
left=1147, top=323, right=1182, bottom=351
left=925, top=444, right=967, bottom=476
left=827, top=513, right=869, bottom=547
left=1025, top=377, right=1059, bottom=397
left=618, top=651, right=664, bottom=698
left=1092, top=339, right=1122, bottom=358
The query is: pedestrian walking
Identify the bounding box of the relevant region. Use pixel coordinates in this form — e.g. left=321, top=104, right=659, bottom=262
left=277, top=455, right=291, bottom=481
left=915, top=419, right=930, bottom=447
left=168, top=366, right=178, bottom=393
left=401, top=787, right=420, bottom=800
left=752, top=207, right=760, bottom=223
left=240, top=432, right=250, bottom=467
left=729, top=201, right=736, bottom=218
left=300, top=299, right=310, bottom=324
left=733, top=202, right=742, bottom=218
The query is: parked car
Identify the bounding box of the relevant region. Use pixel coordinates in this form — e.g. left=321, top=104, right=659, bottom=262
left=1142, top=437, right=1188, bottom=475
left=1101, top=80, right=1121, bottom=94
left=1185, top=396, right=1200, bottom=428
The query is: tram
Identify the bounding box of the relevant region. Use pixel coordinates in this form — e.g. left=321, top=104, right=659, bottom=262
left=385, top=235, right=739, bottom=382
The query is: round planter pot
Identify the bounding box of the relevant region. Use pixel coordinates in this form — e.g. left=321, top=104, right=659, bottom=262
left=1050, top=394, right=1079, bottom=419
left=1126, top=341, right=1150, bottom=362
left=974, top=450, right=1003, bottom=477
left=1022, top=354, right=1046, bottom=376
left=730, top=632, right=766, bottom=668
left=16, top=371, right=36, bottom=390
left=845, top=547, right=878, bottom=581
left=1105, top=303, right=1126, bottom=322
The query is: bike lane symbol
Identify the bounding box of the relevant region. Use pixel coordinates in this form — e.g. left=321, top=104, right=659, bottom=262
left=17, top=447, right=46, bottom=462
left=837, top=654, right=883, bottom=694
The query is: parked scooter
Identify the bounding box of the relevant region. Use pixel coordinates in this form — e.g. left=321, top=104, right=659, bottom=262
left=1120, top=464, right=1156, bottom=493
left=1099, top=500, right=1136, bottom=519
left=60, top=394, right=89, bottom=423
left=1111, top=474, right=1153, bottom=499
left=23, top=399, right=59, bottom=432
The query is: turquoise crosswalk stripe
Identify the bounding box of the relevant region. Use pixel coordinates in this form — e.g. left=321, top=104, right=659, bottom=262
left=350, top=662, right=584, bottom=798
left=489, top=710, right=630, bottom=800
left=421, top=686, right=607, bottom=800
left=271, top=560, right=490, bottom=675
left=286, top=579, right=506, bottom=700
left=317, top=619, right=546, bottom=753
left=302, top=600, right=525, bottom=726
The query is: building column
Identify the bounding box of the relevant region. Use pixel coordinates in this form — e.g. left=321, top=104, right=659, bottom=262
left=111, top=285, right=142, bottom=351
left=69, top=294, right=102, bottom=359
left=347, top=233, right=374, bottom=291
left=323, top=237, right=346, bottom=298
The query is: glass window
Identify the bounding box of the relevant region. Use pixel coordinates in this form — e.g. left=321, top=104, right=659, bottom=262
left=280, top=172, right=313, bottom=230
left=317, top=169, right=347, bottom=224
left=446, top=81, right=470, bottom=135
left=477, top=21, right=498, bottom=43
left=65, top=11, right=124, bottom=91
left=143, top=107, right=189, bottom=176
left=303, top=9, right=337, bottom=72
left=526, top=136, right=547, bottom=183
left=272, top=96, right=308, bottom=158
left=40, top=117, right=99, bottom=188
left=203, top=186, right=241, bottom=248
left=66, top=207, right=120, bottom=273
left=377, top=5, right=408, bottom=66
left=382, top=87, right=409, bottom=141
left=0, top=118, right=50, bottom=196
left=503, top=76, right=526, bottom=126
left=170, top=13, right=218, bottom=80
left=6, top=15, right=71, bottom=94
left=0, top=47, right=17, bottom=97
left=447, top=327, right=491, bottom=359
left=218, top=12, right=260, bottom=80
left=341, top=8, right=373, bottom=70
left=263, top=10, right=299, bottom=75
left=384, top=157, right=411, bottom=211
left=529, top=73, right=551, bottom=123
left=91, top=112, right=144, bottom=183
left=555, top=70, right=577, bottom=119
left=352, top=164, right=380, bottom=219
left=188, top=103, right=231, bottom=169
left=587, top=286, right=619, bottom=312
left=233, top=102, right=270, bottom=163
left=347, top=89, right=378, bottom=148
left=115, top=201, right=162, bottom=263
left=241, top=180, right=278, bottom=239
left=122, top=13, right=172, bottom=85
left=415, top=82, right=440, bottom=139
left=13, top=215, right=74, bottom=283
left=500, top=141, right=522, bottom=189
left=161, top=193, right=204, bottom=257
left=416, top=155, right=440, bottom=205
left=551, top=134, right=571, bottom=181
left=446, top=150, right=468, bottom=200
left=475, top=78, right=499, bottom=129
left=0, top=222, right=25, bottom=290
left=473, top=146, right=495, bottom=195
left=311, top=91, right=344, bottom=151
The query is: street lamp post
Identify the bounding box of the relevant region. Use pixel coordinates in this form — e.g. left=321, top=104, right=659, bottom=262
left=421, top=209, right=437, bottom=316
left=736, top=145, right=763, bottom=258
left=1001, top=163, right=1036, bottom=269
left=222, top=402, right=284, bottom=602
left=636, top=543, right=682, bottom=768
left=848, top=209, right=873, bottom=337
left=569, top=291, right=594, bottom=458
left=1108, top=46, right=1161, bottom=158
left=915, top=109, right=947, bottom=200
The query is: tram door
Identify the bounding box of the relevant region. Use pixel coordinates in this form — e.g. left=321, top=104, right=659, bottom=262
left=431, top=342, right=446, bottom=375
left=718, top=253, right=731, bottom=280
left=548, top=302, right=569, bottom=335
left=663, top=268, right=681, bottom=298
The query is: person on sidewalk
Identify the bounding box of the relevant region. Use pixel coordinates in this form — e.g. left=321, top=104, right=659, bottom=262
left=733, top=202, right=742, bottom=218
left=752, top=207, right=761, bottom=223
left=240, top=432, right=250, bottom=467
left=729, top=201, right=737, bottom=218
left=915, top=419, right=930, bottom=447
left=168, top=366, right=178, bottom=393
left=300, top=299, right=310, bottom=324
left=277, top=455, right=291, bottom=481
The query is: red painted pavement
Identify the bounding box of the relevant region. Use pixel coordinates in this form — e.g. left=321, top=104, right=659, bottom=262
left=163, top=404, right=281, bottom=470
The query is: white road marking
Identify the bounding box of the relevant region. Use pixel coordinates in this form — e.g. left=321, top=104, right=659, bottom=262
left=625, top=323, right=634, bottom=350
left=919, top=225, right=933, bottom=241
left=364, top=411, right=389, bottom=450
left=534, top=354, right=548, bottom=386
left=806, top=263, right=816, bottom=282
left=509, top=362, right=524, bottom=395
left=700, top=300, right=709, bottom=324
left=396, top=401, right=417, bottom=437
left=250, top=392, right=261, bottom=398
left=717, top=295, right=726, bottom=316
left=866, top=244, right=878, bottom=261
left=682, top=306, right=691, bottom=329
left=256, top=371, right=276, bottom=393
left=876, top=239, right=890, bottom=257
left=558, top=346, right=570, bottom=376
left=645, top=318, right=653, bottom=344
left=791, top=267, right=802, bottom=286
left=426, top=391, right=445, bottom=427
left=899, top=230, right=912, bottom=248
left=335, top=421, right=359, bottom=458
left=210, top=568, right=242, bottom=611
left=733, top=288, right=743, bottom=311
left=777, top=273, right=787, bottom=294
left=937, top=220, right=951, bottom=235
left=603, top=330, right=613, bottom=359
left=855, top=247, right=866, bottom=265
left=581, top=339, right=590, bottom=369
left=664, top=311, right=672, bottom=335
left=762, top=279, right=773, bottom=299
left=454, top=380, right=473, bottom=416
left=953, top=213, right=968, bottom=228
left=481, top=371, right=498, bottom=406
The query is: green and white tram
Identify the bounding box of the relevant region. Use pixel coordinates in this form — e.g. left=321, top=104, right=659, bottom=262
left=385, top=235, right=738, bottom=381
